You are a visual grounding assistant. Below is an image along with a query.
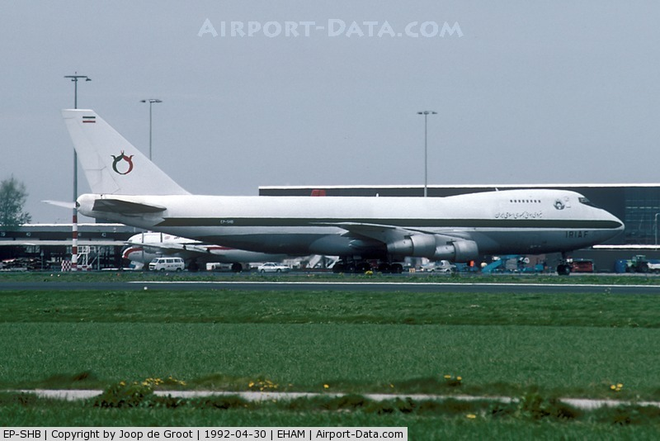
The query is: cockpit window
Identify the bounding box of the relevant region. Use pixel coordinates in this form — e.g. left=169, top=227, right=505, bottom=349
left=579, top=197, right=598, bottom=208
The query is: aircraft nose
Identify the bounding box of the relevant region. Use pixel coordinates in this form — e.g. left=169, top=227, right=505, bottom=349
left=607, top=213, right=625, bottom=238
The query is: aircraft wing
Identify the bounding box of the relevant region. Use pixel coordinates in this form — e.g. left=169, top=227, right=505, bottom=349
left=318, top=222, right=474, bottom=259
left=326, top=222, right=463, bottom=243
left=329, top=222, right=405, bottom=243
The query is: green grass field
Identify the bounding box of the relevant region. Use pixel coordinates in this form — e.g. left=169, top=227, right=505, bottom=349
left=1, top=282, right=660, bottom=438
left=5, top=270, right=660, bottom=285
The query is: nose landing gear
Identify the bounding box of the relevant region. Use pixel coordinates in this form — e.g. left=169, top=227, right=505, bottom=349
left=557, top=254, right=572, bottom=276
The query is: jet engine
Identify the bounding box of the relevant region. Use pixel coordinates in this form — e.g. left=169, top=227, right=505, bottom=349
left=432, top=238, right=479, bottom=262
left=387, top=234, right=479, bottom=262
left=387, top=234, right=436, bottom=257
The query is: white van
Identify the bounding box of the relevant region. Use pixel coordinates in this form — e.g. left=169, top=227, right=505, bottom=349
left=149, top=257, right=185, bottom=272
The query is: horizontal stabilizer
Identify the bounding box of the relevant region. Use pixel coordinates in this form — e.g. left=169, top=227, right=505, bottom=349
left=91, top=199, right=166, bottom=214
left=42, top=200, right=76, bottom=209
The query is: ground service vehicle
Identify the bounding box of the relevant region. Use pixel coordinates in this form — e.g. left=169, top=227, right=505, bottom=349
left=571, top=259, right=594, bottom=273
left=149, top=257, right=185, bottom=272
left=626, top=255, right=651, bottom=273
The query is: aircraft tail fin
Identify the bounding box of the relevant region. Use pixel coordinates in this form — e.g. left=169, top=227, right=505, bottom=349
left=61, top=109, right=189, bottom=195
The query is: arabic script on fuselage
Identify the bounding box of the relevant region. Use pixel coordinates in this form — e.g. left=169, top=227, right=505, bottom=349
left=494, top=211, right=543, bottom=220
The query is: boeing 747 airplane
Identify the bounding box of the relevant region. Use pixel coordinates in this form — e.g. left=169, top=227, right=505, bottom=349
left=62, top=109, right=624, bottom=275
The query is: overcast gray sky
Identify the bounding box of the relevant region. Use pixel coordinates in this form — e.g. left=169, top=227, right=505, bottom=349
left=2, top=1, right=660, bottom=222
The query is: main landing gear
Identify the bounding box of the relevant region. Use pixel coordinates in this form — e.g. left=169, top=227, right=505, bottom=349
left=332, top=259, right=404, bottom=274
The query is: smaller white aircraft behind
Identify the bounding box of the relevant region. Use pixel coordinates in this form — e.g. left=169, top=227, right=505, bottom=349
left=123, top=232, right=286, bottom=272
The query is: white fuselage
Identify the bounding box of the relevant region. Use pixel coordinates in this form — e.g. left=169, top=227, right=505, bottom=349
left=78, top=189, right=624, bottom=261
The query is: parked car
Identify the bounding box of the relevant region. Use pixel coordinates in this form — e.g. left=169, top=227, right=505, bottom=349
left=149, top=257, right=185, bottom=272
left=257, top=262, right=291, bottom=273
left=419, top=260, right=456, bottom=273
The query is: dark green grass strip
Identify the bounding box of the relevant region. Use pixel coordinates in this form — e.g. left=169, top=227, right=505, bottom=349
left=1, top=289, right=660, bottom=327
left=2, top=392, right=660, bottom=439
left=5, top=271, right=660, bottom=285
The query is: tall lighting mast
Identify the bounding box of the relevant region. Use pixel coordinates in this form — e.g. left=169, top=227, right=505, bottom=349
left=417, top=110, right=437, bottom=198
left=140, top=98, right=163, bottom=161
left=63, top=72, right=91, bottom=271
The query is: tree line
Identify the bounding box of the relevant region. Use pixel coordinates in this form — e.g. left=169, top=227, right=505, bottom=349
left=0, top=176, right=31, bottom=228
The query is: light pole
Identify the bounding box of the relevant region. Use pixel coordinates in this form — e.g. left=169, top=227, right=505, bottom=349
left=654, top=213, right=660, bottom=245
left=417, top=111, right=437, bottom=197
left=141, top=99, right=162, bottom=160
left=64, top=73, right=91, bottom=271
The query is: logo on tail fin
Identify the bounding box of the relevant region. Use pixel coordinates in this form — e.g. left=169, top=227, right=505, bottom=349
left=111, top=151, right=134, bottom=175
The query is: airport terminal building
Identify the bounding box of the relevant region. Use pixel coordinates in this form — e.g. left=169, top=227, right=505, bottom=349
left=0, top=223, right=140, bottom=270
